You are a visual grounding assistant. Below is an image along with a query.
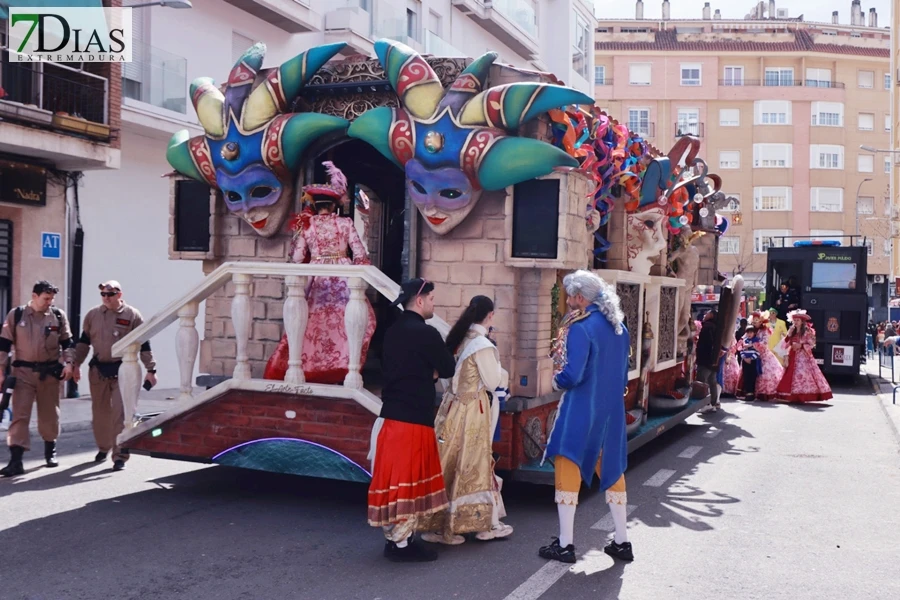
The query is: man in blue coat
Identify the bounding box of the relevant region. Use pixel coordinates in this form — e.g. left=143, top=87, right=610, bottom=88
left=539, top=270, right=633, bottom=564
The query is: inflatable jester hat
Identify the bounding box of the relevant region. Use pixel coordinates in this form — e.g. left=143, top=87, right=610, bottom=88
left=348, top=39, right=594, bottom=235
left=166, top=43, right=349, bottom=238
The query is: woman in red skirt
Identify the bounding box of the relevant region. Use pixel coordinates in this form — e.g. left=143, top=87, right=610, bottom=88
left=368, top=279, right=456, bottom=562
left=775, top=310, right=833, bottom=403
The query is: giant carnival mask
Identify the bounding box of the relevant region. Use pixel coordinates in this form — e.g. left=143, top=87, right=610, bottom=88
left=166, top=43, right=349, bottom=237
left=348, top=40, right=593, bottom=235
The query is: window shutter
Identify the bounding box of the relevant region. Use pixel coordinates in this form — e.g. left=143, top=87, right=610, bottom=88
left=232, top=31, right=255, bottom=64
left=123, top=8, right=144, bottom=82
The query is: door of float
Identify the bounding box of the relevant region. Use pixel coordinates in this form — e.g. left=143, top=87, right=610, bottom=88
left=305, top=138, right=410, bottom=384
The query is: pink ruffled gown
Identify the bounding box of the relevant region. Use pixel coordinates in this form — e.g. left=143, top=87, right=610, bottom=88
left=752, top=328, right=784, bottom=400
left=723, top=340, right=741, bottom=396
left=264, top=212, right=376, bottom=384
left=776, top=328, right=833, bottom=402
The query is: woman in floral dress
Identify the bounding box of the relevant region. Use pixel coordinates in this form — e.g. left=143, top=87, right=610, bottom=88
left=722, top=337, right=742, bottom=396
left=776, top=310, right=833, bottom=403
left=747, top=310, right=784, bottom=400
left=264, top=161, right=376, bottom=384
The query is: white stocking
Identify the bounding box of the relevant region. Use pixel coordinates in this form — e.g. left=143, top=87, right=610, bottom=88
left=608, top=502, right=628, bottom=544
left=557, top=503, right=577, bottom=547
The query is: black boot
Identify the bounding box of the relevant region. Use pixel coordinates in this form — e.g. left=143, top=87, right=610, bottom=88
left=0, top=445, right=25, bottom=477
left=44, top=441, right=58, bottom=468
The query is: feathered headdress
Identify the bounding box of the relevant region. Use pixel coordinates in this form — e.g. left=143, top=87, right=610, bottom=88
left=303, top=161, right=350, bottom=207
left=787, top=309, right=811, bottom=321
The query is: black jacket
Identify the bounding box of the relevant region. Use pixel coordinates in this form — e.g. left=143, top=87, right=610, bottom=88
left=379, top=311, right=456, bottom=427
left=696, top=319, right=720, bottom=369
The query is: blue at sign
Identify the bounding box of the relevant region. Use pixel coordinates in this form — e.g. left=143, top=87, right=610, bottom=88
left=41, top=232, right=61, bottom=260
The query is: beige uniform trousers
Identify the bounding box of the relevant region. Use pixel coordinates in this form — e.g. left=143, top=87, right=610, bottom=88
left=89, top=366, right=129, bottom=462
left=7, top=366, right=61, bottom=449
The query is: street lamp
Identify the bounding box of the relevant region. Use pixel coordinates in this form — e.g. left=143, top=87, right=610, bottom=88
left=125, top=1, right=193, bottom=8
left=856, top=177, right=874, bottom=236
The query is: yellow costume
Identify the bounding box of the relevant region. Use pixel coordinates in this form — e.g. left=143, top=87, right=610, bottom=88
left=768, top=318, right=789, bottom=365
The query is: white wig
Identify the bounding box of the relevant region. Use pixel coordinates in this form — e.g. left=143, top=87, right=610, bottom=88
left=563, top=270, right=625, bottom=335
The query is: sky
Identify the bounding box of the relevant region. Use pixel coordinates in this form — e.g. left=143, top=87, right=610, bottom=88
left=594, top=0, right=891, bottom=24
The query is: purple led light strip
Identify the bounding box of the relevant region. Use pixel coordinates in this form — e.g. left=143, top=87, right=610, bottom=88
left=211, top=437, right=372, bottom=477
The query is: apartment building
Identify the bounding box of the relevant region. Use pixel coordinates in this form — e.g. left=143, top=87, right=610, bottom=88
left=0, top=0, right=122, bottom=331
left=52, top=0, right=594, bottom=391
left=595, top=0, right=893, bottom=315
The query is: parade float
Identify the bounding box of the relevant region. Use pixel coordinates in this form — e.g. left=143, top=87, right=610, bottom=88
left=112, top=40, right=738, bottom=484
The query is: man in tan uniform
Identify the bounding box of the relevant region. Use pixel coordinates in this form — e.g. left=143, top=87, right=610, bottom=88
left=74, top=281, right=156, bottom=471
left=0, top=280, right=75, bottom=477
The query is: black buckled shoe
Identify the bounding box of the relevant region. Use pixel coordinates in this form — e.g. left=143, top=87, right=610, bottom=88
left=113, top=459, right=126, bottom=471
left=603, top=540, right=634, bottom=562
left=0, top=445, right=25, bottom=477
left=44, top=441, right=59, bottom=468
left=95, top=451, right=108, bottom=463
left=383, top=539, right=438, bottom=562
left=538, top=538, right=576, bottom=564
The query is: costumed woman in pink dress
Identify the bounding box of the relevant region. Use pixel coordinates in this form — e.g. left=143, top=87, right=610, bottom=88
left=776, top=310, right=833, bottom=403
left=745, top=310, right=784, bottom=400
left=264, top=161, right=376, bottom=384
left=722, top=337, right=742, bottom=396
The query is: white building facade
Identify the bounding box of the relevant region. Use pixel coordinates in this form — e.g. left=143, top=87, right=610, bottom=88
left=78, top=0, right=595, bottom=392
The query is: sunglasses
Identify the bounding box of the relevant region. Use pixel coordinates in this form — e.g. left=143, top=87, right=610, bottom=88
left=100, top=291, right=119, bottom=297
left=416, top=279, right=429, bottom=296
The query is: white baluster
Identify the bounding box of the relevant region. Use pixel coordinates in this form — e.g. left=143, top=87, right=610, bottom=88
left=232, top=273, right=252, bottom=380
left=175, top=302, right=199, bottom=402
left=283, top=275, right=308, bottom=384
left=118, top=343, right=142, bottom=427
left=343, top=277, right=368, bottom=389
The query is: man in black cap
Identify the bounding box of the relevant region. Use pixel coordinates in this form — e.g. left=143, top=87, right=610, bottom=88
left=367, top=278, right=456, bottom=562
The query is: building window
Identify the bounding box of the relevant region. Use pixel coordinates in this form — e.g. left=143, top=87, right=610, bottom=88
left=754, top=230, right=791, bottom=253
left=754, top=100, right=791, bottom=125
left=629, top=63, right=651, bottom=86
left=810, top=229, right=844, bottom=244
left=719, top=108, right=740, bottom=126
left=805, top=68, right=832, bottom=87
left=811, top=102, right=843, bottom=127
left=753, top=187, right=792, bottom=211
left=680, top=63, right=701, bottom=86
left=764, top=68, right=794, bottom=86
left=886, top=156, right=892, bottom=173
left=858, top=154, right=874, bottom=173
left=886, top=73, right=892, bottom=89
left=858, top=70, right=875, bottom=89
left=858, top=113, right=875, bottom=131
left=810, top=145, right=844, bottom=170
left=628, top=108, right=650, bottom=136
left=719, top=151, right=740, bottom=169
left=719, top=236, right=740, bottom=255
left=723, top=66, right=743, bottom=86
left=676, top=108, right=700, bottom=136
left=428, top=10, right=442, bottom=36
left=753, top=144, right=792, bottom=168
left=885, top=197, right=893, bottom=216
left=572, top=12, right=589, bottom=79
left=886, top=115, right=892, bottom=131
left=860, top=239, right=875, bottom=256
left=885, top=239, right=893, bottom=256
left=594, top=65, right=606, bottom=84
left=232, top=31, right=256, bottom=64
left=406, top=6, right=420, bottom=42
left=810, top=188, right=843, bottom=212
left=620, top=27, right=649, bottom=33
left=716, top=194, right=740, bottom=213
left=857, top=196, right=875, bottom=215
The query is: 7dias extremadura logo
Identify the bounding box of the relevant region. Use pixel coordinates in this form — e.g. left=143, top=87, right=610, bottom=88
left=8, top=7, right=132, bottom=62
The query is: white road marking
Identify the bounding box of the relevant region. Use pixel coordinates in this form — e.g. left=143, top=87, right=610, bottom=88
left=502, top=562, right=571, bottom=600
left=677, top=445, right=703, bottom=459
left=732, top=405, right=748, bottom=413
left=703, top=427, right=722, bottom=439
left=591, top=504, right=637, bottom=530
left=643, top=469, right=677, bottom=487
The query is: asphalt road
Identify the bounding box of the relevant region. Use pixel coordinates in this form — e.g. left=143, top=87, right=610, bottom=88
left=2, top=378, right=899, bottom=600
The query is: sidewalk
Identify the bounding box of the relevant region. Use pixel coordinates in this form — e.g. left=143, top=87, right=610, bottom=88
left=0, top=388, right=198, bottom=437
left=862, top=358, right=900, bottom=440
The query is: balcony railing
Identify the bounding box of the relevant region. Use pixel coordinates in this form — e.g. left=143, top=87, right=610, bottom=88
left=0, top=52, right=109, bottom=138
left=423, top=30, right=463, bottom=56
left=123, top=41, right=187, bottom=114
left=488, top=0, right=537, bottom=38
left=628, top=122, right=656, bottom=138
left=675, top=122, right=705, bottom=138
left=718, top=79, right=845, bottom=89
left=595, top=79, right=613, bottom=86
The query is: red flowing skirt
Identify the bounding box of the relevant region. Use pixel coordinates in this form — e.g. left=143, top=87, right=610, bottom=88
left=776, top=349, right=833, bottom=403
left=367, top=419, right=449, bottom=527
